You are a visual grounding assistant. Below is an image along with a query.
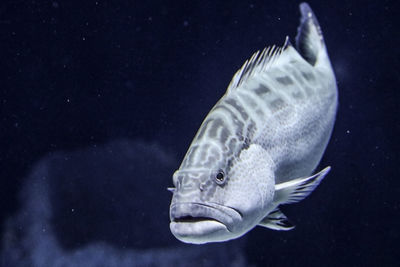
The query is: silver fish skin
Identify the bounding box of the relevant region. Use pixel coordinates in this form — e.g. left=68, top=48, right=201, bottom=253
left=169, top=2, right=337, bottom=244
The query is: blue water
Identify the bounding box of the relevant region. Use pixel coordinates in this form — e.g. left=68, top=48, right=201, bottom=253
left=1, top=1, right=398, bottom=266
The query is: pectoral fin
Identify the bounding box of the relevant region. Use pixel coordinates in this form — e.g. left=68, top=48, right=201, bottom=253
left=258, top=208, right=295, bottom=231
left=274, top=166, right=331, bottom=205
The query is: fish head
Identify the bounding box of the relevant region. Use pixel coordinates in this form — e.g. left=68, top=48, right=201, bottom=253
left=169, top=143, right=275, bottom=244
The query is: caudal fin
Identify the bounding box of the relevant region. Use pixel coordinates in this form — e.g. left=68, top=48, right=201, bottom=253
left=295, top=3, right=325, bottom=66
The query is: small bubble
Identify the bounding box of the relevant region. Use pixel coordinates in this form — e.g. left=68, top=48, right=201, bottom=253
left=346, top=130, right=350, bottom=134
left=183, top=20, right=189, bottom=27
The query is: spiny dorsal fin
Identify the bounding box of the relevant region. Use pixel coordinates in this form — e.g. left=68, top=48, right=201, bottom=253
left=227, top=36, right=291, bottom=92
left=258, top=208, right=295, bottom=231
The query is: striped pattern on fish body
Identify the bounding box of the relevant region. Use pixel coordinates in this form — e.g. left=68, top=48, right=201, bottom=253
left=180, top=42, right=336, bottom=184
left=170, top=3, right=337, bottom=244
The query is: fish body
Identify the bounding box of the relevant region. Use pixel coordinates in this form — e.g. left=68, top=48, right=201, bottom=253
left=169, top=3, right=337, bottom=244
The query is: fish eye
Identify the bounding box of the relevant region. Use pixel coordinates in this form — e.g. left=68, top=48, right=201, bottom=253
left=215, top=170, right=225, bottom=185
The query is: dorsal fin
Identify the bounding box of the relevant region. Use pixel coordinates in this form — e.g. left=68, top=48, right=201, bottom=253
left=295, top=3, right=325, bottom=66
left=227, top=37, right=291, bottom=92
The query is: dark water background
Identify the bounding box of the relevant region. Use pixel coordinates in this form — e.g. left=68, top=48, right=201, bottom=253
left=1, top=0, right=398, bottom=266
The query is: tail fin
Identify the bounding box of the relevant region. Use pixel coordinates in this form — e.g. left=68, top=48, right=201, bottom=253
left=295, top=3, right=325, bottom=66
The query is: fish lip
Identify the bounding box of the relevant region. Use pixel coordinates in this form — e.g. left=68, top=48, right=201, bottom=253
left=170, top=220, right=229, bottom=244
left=170, top=202, right=242, bottom=232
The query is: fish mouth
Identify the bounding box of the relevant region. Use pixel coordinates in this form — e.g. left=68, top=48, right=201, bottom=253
left=169, top=202, right=242, bottom=244
left=173, top=215, right=221, bottom=223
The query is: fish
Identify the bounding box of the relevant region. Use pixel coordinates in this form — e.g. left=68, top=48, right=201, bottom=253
left=169, top=2, right=338, bottom=244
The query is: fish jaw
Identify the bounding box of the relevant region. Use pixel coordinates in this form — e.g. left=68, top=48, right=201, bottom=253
left=170, top=220, right=230, bottom=244
left=169, top=202, right=243, bottom=244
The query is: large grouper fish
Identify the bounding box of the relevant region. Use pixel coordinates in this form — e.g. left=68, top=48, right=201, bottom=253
left=169, top=2, right=337, bottom=244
